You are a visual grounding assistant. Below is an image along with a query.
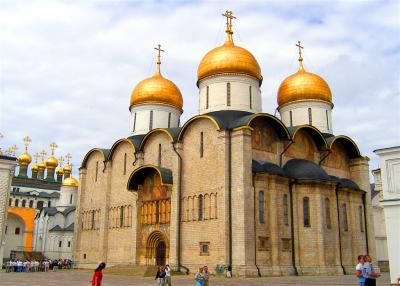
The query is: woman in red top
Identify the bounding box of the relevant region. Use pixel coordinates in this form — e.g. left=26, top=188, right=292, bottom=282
left=91, top=262, right=106, bottom=286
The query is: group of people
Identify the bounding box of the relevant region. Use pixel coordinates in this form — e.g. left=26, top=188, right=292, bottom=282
left=194, top=265, right=210, bottom=286
left=356, top=254, right=381, bottom=286
left=155, top=264, right=173, bottom=286
left=4, top=258, right=73, bottom=272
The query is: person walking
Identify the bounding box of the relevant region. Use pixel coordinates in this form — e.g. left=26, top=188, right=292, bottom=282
left=155, top=266, right=166, bottom=286
left=226, top=265, right=232, bottom=278
left=202, top=265, right=210, bottom=286
left=165, top=264, right=172, bottom=286
left=364, top=255, right=381, bottom=286
left=356, top=255, right=366, bottom=286
left=195, top=267, right=204, bottom=286
left=91, top=262, right=106, bottom=286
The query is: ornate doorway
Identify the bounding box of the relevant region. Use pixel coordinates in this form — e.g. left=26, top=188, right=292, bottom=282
left=146, top=230, right=169, bottom=266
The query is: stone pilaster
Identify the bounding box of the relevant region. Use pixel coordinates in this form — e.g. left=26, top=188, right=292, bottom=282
left=349, top=157, right=376, bottom=258
left=101, top=161, right=112, bottom=262
left=0, top=156, right=17, bottom=266
left=73, top=167, right=87, bottom=266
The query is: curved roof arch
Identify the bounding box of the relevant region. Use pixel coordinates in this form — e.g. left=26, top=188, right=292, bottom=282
left=177, top=115, right=221, bottom=141
left=239, top=113, right=291, bottom=139
left=288, top=125, right=328, bottom=150
left=327, top=135, right=362, bottom=159
left=139, top=128, right=177, bottom=152
left=108, top=138, right=136, bottom=161
left=81, top=148, right=109, bottom=168
left=127, top=164, right=173, bottom=191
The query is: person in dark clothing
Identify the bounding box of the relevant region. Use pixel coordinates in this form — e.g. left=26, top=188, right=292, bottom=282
left=155, top=266, right=166, bottom=286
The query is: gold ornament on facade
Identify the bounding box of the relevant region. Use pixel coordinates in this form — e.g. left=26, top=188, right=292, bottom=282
left=197, top=10, right=262, bottom=83
left=46, top=142, right=59, bottom=168
left=277, top=41, right=332, bottom=107
left=130, top=44, right=183, bottom=110
left=17, top=136, right=32, bottom=165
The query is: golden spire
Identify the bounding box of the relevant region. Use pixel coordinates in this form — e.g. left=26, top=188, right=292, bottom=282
left=154, top=44, right=165, bottom=76
left=23, top=136, right=31, bottom=151
left=222, top=10, right=236, bottom=44
left=34, top=152, right=40, bottom=164
left=40, top=150, right=47, bottom=161
left=296, top=40, right=305, bottom=70
left=49, top=142, right=58, bottom=155
left=65, top=153, right=72, bottom=165
left=10, top=145, right=18, bottom=156
left=58, top=156, right=64, bottom=167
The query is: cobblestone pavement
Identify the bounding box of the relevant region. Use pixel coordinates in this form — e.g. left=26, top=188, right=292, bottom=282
left=0, top=270, right=390, bottom=286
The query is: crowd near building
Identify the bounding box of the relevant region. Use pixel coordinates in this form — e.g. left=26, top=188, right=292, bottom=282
left=0, top=136, right=78, bottom=265
left=73, top=10, right=382, bottom=277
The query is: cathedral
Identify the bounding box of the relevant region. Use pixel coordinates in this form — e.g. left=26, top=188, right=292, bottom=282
left=73, top=11, right=375, bottom=276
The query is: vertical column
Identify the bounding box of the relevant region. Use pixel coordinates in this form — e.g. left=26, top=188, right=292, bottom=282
left=230, top=128, right=258, bottom=276
left=268, top=177, right=280, bottom=274
left=72, top=168, right=87, bottom=265
left=100, top=161, right=112, bottom=262
left=349, top=157, right=376, bottom=259
left=315, top=190, right=326, bottom=272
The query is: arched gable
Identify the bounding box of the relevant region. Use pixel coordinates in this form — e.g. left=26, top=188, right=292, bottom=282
left=81, top=148, right=109, bottom=168
left=178, top=115, right=221, bottom=142
left=127, top=164, right=173, bottom=191
left=239, top=113, right=291, bottom=139
left=289, top=125, right=328, bottom=150
left=108, top=138, right=136, bottom=161
left=327, top=135, right=361, bottom=159
left=139, top=129, right=176, bottom=152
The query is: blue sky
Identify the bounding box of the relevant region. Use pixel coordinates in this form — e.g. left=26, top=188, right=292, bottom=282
left=0, top=0, right=399, bottom=178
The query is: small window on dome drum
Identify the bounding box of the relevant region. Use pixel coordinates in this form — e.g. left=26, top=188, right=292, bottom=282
left=249, top=86, right=252, bottom=109
left=289, top=111, right=293, bottom=127
left=133, top=113, right=137, bottom=132
left=149, top=110, right=154, bottom=130
left=303, top=197, right=310, bottom=227
left=326, top=110, right=329, bottom=130
left=206, top=86, right=209, bottom=109
left=227, top=83, right=231, bottom=106
left=308, top=108, right=312, bottom=125
left=168, top=112, right=171, bottom=128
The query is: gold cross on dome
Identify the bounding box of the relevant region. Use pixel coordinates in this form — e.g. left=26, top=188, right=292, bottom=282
left=222, top=10, right=236, bottom=34
left=11, top=145, right=18, bottom=156
left=40, top=150, right=47, bottom=161
left=154, top=44, right=165, bottom=65
left=296, top=41, right=304, bottom=62
left=49, top=142, right=58, bottom=155
left=65, top=153, right=72, bottom=164
left=23, top=136, right=31, bottom=151
left=58, top=156, right=64, bottom=167
left=34, top=152, right=40, bottom=163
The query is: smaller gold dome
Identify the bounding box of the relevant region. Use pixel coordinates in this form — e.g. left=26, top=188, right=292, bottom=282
left=31, top=164, right=38, bottom=172
left=18, top=152, right=32, bottom=165
left=38, top=161, right=46, bottom=170
left=63, top=164, right=72, bottom=173
left=46, top=156, right=58, bottom=168
left=62, top=176, right=78, bottom=187
left=56, top=167, right=64, bottom=175
left=277, top=64, right=332, bottom=107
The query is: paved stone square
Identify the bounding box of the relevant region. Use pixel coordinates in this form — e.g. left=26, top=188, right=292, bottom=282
left=0, top=270, right=390, bottom=286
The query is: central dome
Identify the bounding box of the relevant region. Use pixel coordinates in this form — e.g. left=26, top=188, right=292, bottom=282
left=130, top=70, right=183, bottom=110
left=46, top=156, right=58, bottom=168
left=18, top=151, right=32, bottom=165
left=197, top=38, right=262, bottom=83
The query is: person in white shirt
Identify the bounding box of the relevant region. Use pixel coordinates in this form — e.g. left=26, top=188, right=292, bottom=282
left=356, top=255, right=366, bottom=286
left=164, top=264, right=172, bottom=286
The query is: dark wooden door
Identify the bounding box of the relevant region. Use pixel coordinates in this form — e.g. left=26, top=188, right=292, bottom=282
left=156, top=241, right=166, bottom=266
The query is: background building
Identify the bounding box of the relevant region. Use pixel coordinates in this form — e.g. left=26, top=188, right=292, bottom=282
left=374, top=146, right=400, bottom=284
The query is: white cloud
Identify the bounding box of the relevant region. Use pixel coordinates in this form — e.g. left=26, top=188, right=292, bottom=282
left=0, top=0, right=399, bottom=178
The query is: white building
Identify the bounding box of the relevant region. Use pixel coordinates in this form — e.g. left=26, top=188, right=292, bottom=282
left=33, top=177, right=78, bottom=260
left=374, top=146, right=400, bottom=284
left=370, top=168, right=389, bottom=270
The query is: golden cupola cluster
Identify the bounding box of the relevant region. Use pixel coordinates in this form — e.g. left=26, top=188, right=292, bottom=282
left=130, top=45, right=183, bottom=111
left=277, top=41, right=332, bottom=107
left=197, top=10, right=262, bottom=83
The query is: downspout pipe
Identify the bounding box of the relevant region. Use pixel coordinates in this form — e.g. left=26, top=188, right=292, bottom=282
left=228, top=130, right=233, bottom=269
left=280, top=140, right=294, bottom=167
left=172, top=143, right=184, bottom=273
left=335, top=185, right=346, bottom=274
left=288, top=179, right=298, bottom=276
left=252, top=173, right=261, bottom=277
left=362, top=193, right=369, bottom=254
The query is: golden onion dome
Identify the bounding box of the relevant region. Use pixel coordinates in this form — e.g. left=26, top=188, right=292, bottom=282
left=130, top=48, right=183, bottom=110
left=45, top=156, right=58, bottom=168
left=31, top=164, right=38, bottom=172
left=17, top=151, right=32, bottom=165
left=38, top=161, right=46, bottom=170
left=197, top=24, right=262, bottom=83
left=62, top=176, right=79, bottom=187
left=56, top=167, right=64, bottom=175
left=63, top=164, right=72, bottom=173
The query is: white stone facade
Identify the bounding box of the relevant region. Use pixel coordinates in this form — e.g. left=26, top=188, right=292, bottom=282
left=130, top=104, right=182, bottom=136
left=198, top=75, right=262, bottom=114
left=0, top=156, right=17, bottom=265
left=374, top=146, right=400, bottom=284
left=56, top=185, right=77, bottom=211
left=278, top=100, right=333, bottom=133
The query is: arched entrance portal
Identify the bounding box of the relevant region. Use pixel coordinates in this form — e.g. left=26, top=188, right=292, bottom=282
left=146, top=231, right=169, bottom=266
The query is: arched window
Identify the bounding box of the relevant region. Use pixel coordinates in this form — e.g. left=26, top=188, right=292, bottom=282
left=120, top=206, right=124, bottom=227
left=123, top=153, right=127, bottom=175
left=359, top=205, right=364, bottom=232
left=258, top=191, right=264, bottom=224
left=168, top=112, right=171, bottom=128
left=15, top=227, right=20, bottom=235
left=342, top=203, right=348, bottom=232
left=48, top=201, right=51, bottom=207
left=325, top=110, right=329, bottom=130
left=283, top=194, right=289, bottom=225
left=198, top=195, right=203, bottom=221
left=249, top=86, right=252, bottom=109
left=206, top=86, right=209, bottom=109
left=200, top=132, right=204, bottom=158
left=289, top=110, right=293, bottom=127
left=9, top=198, right=12, bottom=206
left=15, top=199, right=19, bottom=207
left=133, top=112, right=137, bottom=132
left=158, top=144, right=162, bottom=166
left=95, top=161, right=99, bottom=182
left=29, top=200, right=33, bottom=208
left=308, top=108, right=312, bottom=125
left=149, top=110, right=154, bottom=130
left=70, top=194, right=73, bottom=204
left=22, top=200, right=26, bottom=208
left=303, top=197, right=310, bottom=227
left=325, top=197, right=331, bottom=229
